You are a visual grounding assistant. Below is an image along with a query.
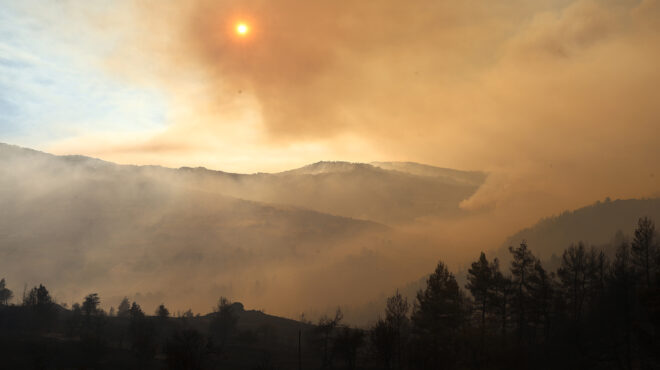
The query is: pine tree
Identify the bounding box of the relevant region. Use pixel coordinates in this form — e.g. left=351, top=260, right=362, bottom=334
left=0, top=278, right=13, bottom=305
left=82, top=293, right=101, bottom=316
left=156, top=304, right=170, bottom=319
left=316, top=308, right=343, bottom=369
left=527, top=260, right=554, bottom=342
left=411, top=261, right=466, bottom=369
left=631, top=217, right=656, bottom=287
left=492, top=267, right=514, bottom=341
left=610, top=242, right=635, bottom=369
left=117, top=297, right=131, bottom=318
left=23, top=284, right=55, bottom=330
left=334, top=326, right=364, bottom=370
left=385, top=290, right=409, bottom=369
left=210, top=297, right=239, bottom=354
left=509, top=241, right=537, bottom=343
left=370, top=318, right=396, bottom=370
left=466, top=252, right=497, bottom=347
left=558, top=242, right=591, bottom=323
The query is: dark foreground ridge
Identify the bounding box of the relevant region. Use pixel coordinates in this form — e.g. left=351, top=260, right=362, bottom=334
left=1, top=215, right=659, bottom=369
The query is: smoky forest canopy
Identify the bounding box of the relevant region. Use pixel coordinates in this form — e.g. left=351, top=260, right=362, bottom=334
left=1, top=216, right=659, bottom=369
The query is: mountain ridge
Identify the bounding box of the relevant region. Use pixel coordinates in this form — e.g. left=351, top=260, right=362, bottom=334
left=0, top=142, right=466, bottom=318
left=1, top=143, right=484, bottom=224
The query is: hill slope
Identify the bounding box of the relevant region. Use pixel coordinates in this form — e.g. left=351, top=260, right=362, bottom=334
left=0, top=143, right=468, bottom=319
left=175, top=160, right=485, bottom=225
left=498, top=198, right=660, bottom=260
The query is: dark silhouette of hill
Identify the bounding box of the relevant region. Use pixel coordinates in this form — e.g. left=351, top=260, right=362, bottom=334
left=497, top=197, right=660, bottom=260
left=3, top=215, right=658, bottom=369
left=0, top=296, right=317, bottom=370
left=350, top=197, right=660, bottom=325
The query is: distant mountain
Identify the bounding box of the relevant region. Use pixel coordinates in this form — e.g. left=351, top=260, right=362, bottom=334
left=0, top=144, right=390, bottom=314
left=371, top=161, right=486, bottom=187
left=282, top=161, right=375, bottom=175
left=0, top=143, right=477, bottom=319
left=176, top=160, right=485, bottom=225
left=497, top=198, right=660, bottom=260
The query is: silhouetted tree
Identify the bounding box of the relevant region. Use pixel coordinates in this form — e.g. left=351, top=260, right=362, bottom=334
left=411, top=261, right=467, bottom=369
left=594, top=250, right=609, bottom=298
left=557, top=243, right=592, bottom=325
left=385, top=291, right=409, bottom=334
left=631, top=217, right=657, bottom=287
left=181, top=309, right=194, bottom=319
left=509, top=241, right=537, bottom=343
left=23, top=284, right=55, bottom=330
left=157, top=303, right=170, bottom=319
left=385, top=291, right=409, bottom=369
left=334, top=326, right=364, bottom=370
left=129, top=301, right=144, bottom=319
left=316, top=308, right=343, bottom=369
left=0, top=278, right=13, bottom=305
left=609, top=241, right=636, bottom=369
left=466, top=252, right=497, bottom=349
left=166, top=328, right=209, bottom=370
left=491, top=267, right=514, bottom=342
left=66, top=302, right=83, bottom=337
left=128, top=301, right=156, bottom=365
left=79, top=294, right=107, bottom=366
left=370, top=291, right=410, bottom=369
left=527, top=259, right=554, bottom=342
left=370, top=318, right=396, bottom=369
left=117, top=297, right=130, bottom=318
left=23, top=284, right=53, bottom=308
left=209, top=297, right=239, bottom=353
left=82, top=293, right=101, bottom=317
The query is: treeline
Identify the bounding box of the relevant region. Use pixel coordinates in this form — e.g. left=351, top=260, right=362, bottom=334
left=295, top=216, right=660, bottom=369
left=0, top=217, right=659, bottom=369
left=360, top=216, right=660, bottom=369
left=0, top=284, right=248, bottom=369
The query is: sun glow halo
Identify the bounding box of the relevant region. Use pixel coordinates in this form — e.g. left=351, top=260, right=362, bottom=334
left=236, top=23, right=249, bottom=36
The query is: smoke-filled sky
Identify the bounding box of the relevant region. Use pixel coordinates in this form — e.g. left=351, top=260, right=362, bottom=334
left=1, top=0, right=659, bottom=215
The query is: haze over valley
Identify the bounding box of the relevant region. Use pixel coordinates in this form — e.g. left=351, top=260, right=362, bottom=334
left=2, top=142, right=657, bottom=324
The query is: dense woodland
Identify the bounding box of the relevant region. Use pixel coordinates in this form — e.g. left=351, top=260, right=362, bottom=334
left=1, top=216, right=659, bottom=369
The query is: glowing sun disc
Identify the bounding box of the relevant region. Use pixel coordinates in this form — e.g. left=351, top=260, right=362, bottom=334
left=236, top=23, right=249, bottom=35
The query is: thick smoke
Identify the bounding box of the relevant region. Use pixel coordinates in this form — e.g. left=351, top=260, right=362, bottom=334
left=44, top=0, right=660, bottom=221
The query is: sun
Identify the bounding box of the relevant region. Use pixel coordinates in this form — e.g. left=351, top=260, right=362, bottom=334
left=236, top=23, right=249, bottom=36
